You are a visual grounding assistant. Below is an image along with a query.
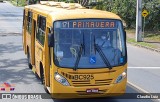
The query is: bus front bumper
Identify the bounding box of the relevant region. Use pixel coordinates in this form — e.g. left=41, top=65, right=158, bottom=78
left=51, top=78, right=127, bottom=99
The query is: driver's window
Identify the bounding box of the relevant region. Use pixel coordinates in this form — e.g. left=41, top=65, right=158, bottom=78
left=95, top=31, right=112, bottom=48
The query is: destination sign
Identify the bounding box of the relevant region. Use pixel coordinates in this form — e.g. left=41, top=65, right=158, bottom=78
left=54, top=20, right=117, bottom=29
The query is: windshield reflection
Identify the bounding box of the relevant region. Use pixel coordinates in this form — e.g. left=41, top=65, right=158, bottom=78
left=53, top=20, right=126, bottom=69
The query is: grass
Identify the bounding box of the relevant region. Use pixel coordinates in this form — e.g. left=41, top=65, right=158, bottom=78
left=126, top=29, right=160, bottom=49
left=145, top=32, right=160, bottom=42
left=126, top=29, right=135, bottom=34
left=127, top=37, right=156, bottom=48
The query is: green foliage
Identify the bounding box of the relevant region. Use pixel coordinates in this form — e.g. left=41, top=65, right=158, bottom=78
left=127, top=37, right=156, bottom=48
left=10, top=0, right=26, bottom=6
left=93, top=0, right=160, bottom=31
left=93, top=0, right=136, bottom=28
left=143, top=1, right=160, bottom=31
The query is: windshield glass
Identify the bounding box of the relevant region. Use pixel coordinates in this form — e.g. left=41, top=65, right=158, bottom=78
left=53, top=19, right=126, bottom=68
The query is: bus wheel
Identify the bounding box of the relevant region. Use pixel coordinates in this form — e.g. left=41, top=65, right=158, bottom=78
left=40, top=64, right=45, bottom=84
left=27, top=52, right=32, bottom=69
left=44, top=86, right=50, bottom=94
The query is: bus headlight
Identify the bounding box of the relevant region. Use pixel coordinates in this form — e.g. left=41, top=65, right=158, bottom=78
left=54, top=72, right=70, bottom=86
left=115, top=70, right=127, bottom=83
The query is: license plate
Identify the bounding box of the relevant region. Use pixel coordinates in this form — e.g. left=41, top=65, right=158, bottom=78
left=86, top=88, right=99, bottom=93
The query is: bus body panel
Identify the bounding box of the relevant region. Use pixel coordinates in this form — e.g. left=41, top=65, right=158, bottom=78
left=52, top=79, right=127, bottom=99
left=35, top=40, right=43, bottom=77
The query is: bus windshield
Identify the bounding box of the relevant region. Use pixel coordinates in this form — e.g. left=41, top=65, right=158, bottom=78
left=53, top=19, right=126, bottom=69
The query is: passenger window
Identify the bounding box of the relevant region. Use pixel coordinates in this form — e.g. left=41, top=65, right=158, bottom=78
left=23, top=10, right=25, bottom=27
left=36, top=15, right=46, bottom=46
left=27, top=11, right=32, bottom=34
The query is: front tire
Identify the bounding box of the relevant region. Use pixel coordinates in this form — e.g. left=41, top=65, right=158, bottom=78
left=40, top=64, right=45, bottom=84
left=44, top=86, right=50, bottom=94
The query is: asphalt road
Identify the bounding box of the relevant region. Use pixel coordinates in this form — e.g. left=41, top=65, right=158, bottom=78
left=0, top=1, right=160, bottom=102
left=128, top=45, right=160, bottom=93
left=0, top=1, right=23, bottom=35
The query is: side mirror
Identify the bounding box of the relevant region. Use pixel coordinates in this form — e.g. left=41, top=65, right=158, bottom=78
left=48, top=33, right=54, bottom=47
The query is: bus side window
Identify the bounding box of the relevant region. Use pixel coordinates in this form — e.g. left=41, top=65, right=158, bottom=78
left=23, top=10, right=25, bottom=27
left=36, top=15, right=46, bottom=46
left=27, top=11, right=32, bottom=34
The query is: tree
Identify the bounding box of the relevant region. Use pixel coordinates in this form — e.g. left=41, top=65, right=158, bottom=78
left=75, top=0, right=89, bottom=6
left=93, top=0, right=160, bottom=31
left=142, top=0, right=160, bottom=31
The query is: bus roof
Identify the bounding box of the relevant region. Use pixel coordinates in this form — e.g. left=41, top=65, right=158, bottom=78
left=25, top=1, right=121, bottom=21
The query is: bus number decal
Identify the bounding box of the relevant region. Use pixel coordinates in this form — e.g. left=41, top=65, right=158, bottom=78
left=73, top=74, right=94, bottom=80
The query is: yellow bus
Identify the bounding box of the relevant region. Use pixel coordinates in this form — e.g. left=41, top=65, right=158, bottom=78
left=22, top=1, right=127, bottom=98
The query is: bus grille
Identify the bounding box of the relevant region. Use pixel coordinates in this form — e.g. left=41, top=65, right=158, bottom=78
left=71, top=79, right=112, bottom=87
left=61, top=72, right=113, bottom=87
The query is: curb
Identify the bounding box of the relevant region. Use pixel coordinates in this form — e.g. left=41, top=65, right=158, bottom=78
left=127, top=41, right=160, bottom=54
left=0, top=33, right=21, bottom=36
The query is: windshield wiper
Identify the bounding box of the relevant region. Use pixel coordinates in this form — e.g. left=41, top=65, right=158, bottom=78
left=74, top=33, right=85, bottom=71
left=74, top=44, right=83, bottom=71
left=94, top=36, right=112, bottom=69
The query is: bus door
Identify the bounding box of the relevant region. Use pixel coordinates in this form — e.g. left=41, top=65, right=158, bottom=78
left=35, top=15, right=46, bottom=77
left=46, top=27, right=52, bottom=86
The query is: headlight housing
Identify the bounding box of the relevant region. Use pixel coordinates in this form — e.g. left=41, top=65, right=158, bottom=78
left=54, top=72, right=70, bottom=86
left=115, top=69, right=127, bottom=83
